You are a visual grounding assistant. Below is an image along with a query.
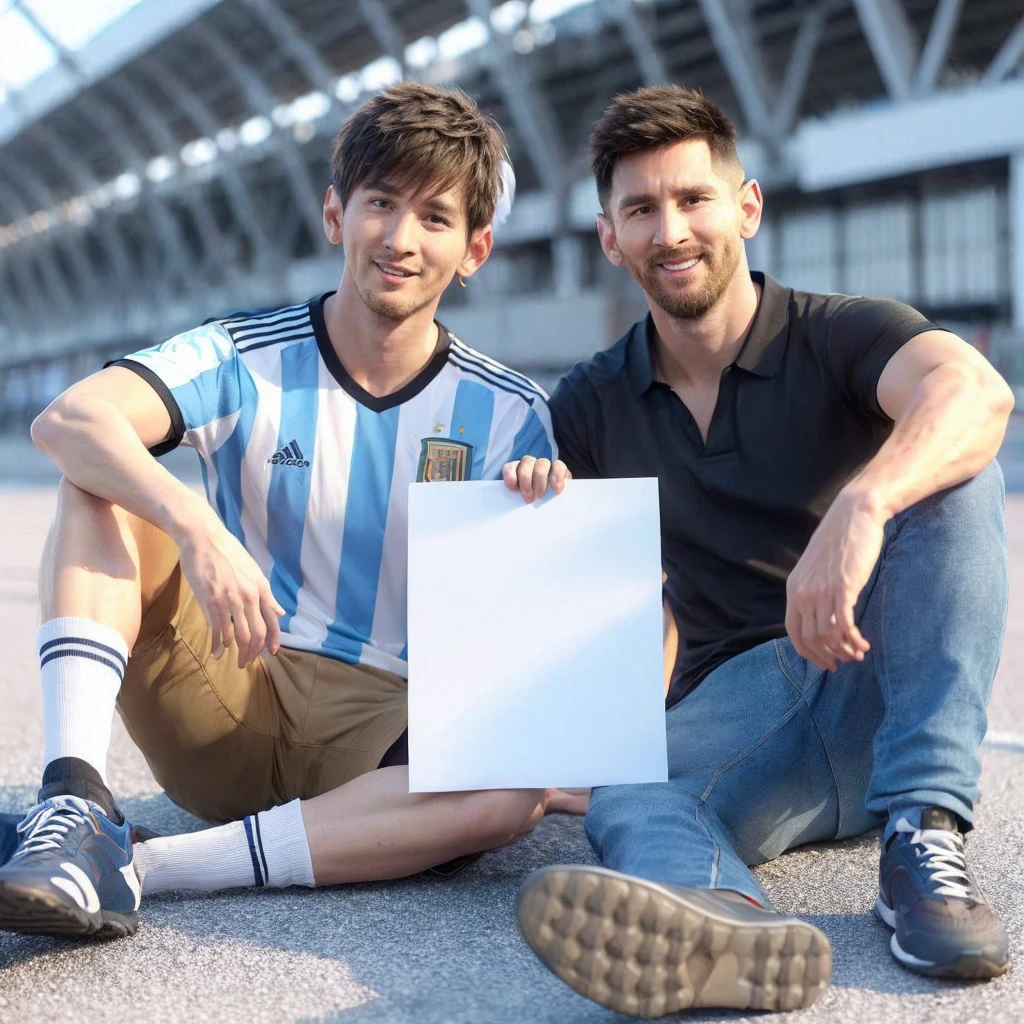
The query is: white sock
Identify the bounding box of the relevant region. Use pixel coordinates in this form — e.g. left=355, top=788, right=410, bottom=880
left=133, top=799, right=316, bottom=895
left=38, top=617, right=129, bottom=784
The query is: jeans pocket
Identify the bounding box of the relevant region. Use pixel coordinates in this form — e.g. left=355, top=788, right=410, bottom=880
left=772, top=636, right=827, bottom=696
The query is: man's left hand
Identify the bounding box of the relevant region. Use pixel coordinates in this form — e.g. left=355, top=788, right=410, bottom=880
left=502, top=457, right=571, bottom=502
left=785, top=492, right=886, bottom=672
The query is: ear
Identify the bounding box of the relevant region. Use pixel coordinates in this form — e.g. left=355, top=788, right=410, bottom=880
left=323, top=185, right=344, bottom=246
left=456, top=223, right=494, bottom=281
left=738, top=179, right=763, bottom=241
left=597, top=212, right=624, bottom=267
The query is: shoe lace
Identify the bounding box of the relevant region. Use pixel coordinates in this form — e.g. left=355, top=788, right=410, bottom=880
left=897, top=819, right=974, bottom=899
left=13, top=796, right=93, bottom=858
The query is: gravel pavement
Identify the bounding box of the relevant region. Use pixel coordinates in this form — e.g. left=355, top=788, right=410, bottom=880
left=0, top=427, right=1022, bottom=1024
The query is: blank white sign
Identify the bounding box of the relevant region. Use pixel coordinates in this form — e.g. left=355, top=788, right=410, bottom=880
left=406, top=478, right=668, bottom=792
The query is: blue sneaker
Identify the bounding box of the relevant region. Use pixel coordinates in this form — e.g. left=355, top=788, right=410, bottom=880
left=876, top=807, right=1009, bottom=979
left=0, top=795, right=141, bottom=939
left=0, top=812, right=20, bottom=866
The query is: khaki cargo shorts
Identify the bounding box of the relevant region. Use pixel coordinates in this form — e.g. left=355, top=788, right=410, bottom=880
left=116, top=563, right=408, bottom=824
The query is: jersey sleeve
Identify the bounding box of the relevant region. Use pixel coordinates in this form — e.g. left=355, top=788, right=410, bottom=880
left=549, top=372, right=601, bottom=478
left=816, top=295, right=938, bottom=419
left=108, top=322, right=243, bottom=456
left=506, top=398, right=558, bottom=463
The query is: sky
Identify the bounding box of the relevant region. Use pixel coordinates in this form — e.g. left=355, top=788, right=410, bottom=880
left=0, top=0, right=143, bottom=101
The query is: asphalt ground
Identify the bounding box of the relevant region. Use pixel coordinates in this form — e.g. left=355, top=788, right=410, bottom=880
left=0, top=428, right=1022, bottom=1024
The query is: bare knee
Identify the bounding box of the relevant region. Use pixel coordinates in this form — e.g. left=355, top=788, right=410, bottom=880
left=42, top=478, right=179, bottom=634
left=461, top=788, right=545, bottom=850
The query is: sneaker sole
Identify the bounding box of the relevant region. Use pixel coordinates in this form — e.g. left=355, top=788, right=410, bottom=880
left=874, top=896, right=1009, bottom=980
left=518, top=865, right=831, bottom=1017
left=0, top=880, right=138, bottom=939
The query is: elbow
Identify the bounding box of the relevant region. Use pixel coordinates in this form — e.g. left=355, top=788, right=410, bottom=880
left=30, top=399, right=66, bottom=455
left=989, top=374, right=1015, bottom=423
left=30, top=392, right=93, bottom=456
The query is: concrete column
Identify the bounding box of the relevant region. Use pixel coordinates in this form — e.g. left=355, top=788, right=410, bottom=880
left=552, top=232, right=584, bottom=299
left=1011, top=149, right=1024, bottom=332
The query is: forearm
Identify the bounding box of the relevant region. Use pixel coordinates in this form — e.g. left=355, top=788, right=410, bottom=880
left=32, top=397, right=215, bottom=541
left=842, top=361, right=1013, bottom=522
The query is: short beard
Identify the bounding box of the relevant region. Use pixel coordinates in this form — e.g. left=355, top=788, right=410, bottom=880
left=624, top=236, right=742, bottom=321
left=358, top=284, right=429, bottom=323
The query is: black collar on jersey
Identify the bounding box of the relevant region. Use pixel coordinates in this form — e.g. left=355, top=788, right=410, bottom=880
left=310, top=291, right=452, bottom=413
left=625, top=271, right=790, bottom=396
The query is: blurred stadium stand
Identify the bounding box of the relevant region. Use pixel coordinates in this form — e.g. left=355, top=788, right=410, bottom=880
left=1, top=0, right=1024, bottom=428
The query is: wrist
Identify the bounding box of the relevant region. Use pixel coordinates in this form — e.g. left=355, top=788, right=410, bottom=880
left=838, top=478, right=895, bottom=525
left=158, top=492, right=218, bottom=544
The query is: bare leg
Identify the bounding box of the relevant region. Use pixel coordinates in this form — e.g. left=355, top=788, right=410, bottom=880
left=544, top=789, right=591, bottom=815
left=302, top=768, right=545, bottom=884
left=39, top=477, right=178, bottom=642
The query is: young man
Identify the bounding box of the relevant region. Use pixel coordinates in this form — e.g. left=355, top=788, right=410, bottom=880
left=0, top=83, right=563, bottom=939
left=505, top=85, right=1013, bottom=1016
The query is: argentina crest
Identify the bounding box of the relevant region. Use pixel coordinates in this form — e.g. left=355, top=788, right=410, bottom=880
left=417, top=438, right=474, bottom=482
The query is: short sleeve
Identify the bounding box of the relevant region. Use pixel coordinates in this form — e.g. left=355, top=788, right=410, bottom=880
left=108, top=322, right=242, bottom=455
left=817, top=295, right=937, bottom=419
left=507, top=399, right=558, bottom=463
left=549, top=372, right=600, bottom=478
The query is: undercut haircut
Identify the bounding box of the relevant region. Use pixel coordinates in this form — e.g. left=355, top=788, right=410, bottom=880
left=590, top=85, right=744, bottom=212
left=331, top=82, right=507, bottom=234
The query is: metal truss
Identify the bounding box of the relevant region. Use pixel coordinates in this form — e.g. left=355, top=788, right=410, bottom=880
left=464, top=0, right=567, bottom=195
left=695, top=0, right=840, bottom=150
left=914, top=0, right=964, bottom=94
left=697, top=0, right=774, bottom=141
left=358, top=0, right=407, bottom=75
left=133, top=57, right=274, bottom=270
left=191, top=24, right=329, bottom=255
left=241, top=0, right=339, bottom=95
left=74, top=93, right=201, bottom=298
left=27, top=122, right=136, bottom=303
left=104, top=76, right=228, bottom=272
left=0, top=178, right=48, bottom=329
left=0, top=149, right=100, bottom=307
left=985, top=14, right=1024, bottom=84
left=600, top=0, right=669, bottom=86
left=851, top=0, right=920, bottom=101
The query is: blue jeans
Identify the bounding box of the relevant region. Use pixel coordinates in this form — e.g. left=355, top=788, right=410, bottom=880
left=585, top=462, right=1008, bottom=906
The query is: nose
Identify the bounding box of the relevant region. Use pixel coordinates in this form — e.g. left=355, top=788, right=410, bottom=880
left=653, top=205, right=691, bottom=249
left=383, top=210, right=417, bottom=255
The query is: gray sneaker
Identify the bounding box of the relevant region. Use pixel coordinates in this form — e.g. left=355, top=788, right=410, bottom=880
left=876, top=807, right=1009, bottom=979
left=517, top=865, right=831, bottom=1017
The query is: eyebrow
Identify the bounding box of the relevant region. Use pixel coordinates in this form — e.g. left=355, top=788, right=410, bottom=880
left=362, top=179, right=402, bottom=196
left=361, top=180, right=460, bottom=218
left=617, top=184, right=719, bottom=211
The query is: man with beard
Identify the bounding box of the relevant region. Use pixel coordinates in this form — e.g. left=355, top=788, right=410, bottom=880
left=0, top=83, right=572, bottom=939
left=505, top=85, right=1013, bottom=1015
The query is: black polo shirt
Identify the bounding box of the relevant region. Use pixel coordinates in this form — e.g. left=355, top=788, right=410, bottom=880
left=550, top=272, right=936, bottom=708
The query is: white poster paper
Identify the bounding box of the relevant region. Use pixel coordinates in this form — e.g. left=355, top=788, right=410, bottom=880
left=406, top=478, right=668, bottom=792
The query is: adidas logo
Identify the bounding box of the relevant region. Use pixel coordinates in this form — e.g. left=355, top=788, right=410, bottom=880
left=268, top=440, right=310, bottom=468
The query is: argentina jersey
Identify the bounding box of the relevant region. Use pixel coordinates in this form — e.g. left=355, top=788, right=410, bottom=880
left=112, top=294, right=556, bottom=677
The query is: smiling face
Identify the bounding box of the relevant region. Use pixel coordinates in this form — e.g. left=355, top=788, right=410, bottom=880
left=324, top=178, right=491, bottom=323
left=597, top=139, right=760, bottom=321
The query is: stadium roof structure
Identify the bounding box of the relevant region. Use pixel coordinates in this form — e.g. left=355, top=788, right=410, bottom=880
left=1, top=0, right=1023, bottom=358
left=2, top=0, right=1023, bottom=191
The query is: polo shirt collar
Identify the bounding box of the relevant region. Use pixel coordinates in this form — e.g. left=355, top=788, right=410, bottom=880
left=734, top=272, right=789, bottom=378
left=626, top=271, right=790, bottom=395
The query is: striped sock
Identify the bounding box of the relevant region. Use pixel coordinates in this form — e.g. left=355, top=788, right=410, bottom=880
left=133, top=799, right=315, bottom=895
left=38, top=617, right=129, bottom=785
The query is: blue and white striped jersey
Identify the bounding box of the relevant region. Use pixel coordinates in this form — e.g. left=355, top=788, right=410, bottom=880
left=115, top=294, right=556, bottom=677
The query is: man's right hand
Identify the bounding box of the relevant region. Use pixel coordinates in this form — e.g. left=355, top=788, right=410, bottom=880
left=175, top=517, right=285, bottom=667
left=502, top=457, right=572, bottom=502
